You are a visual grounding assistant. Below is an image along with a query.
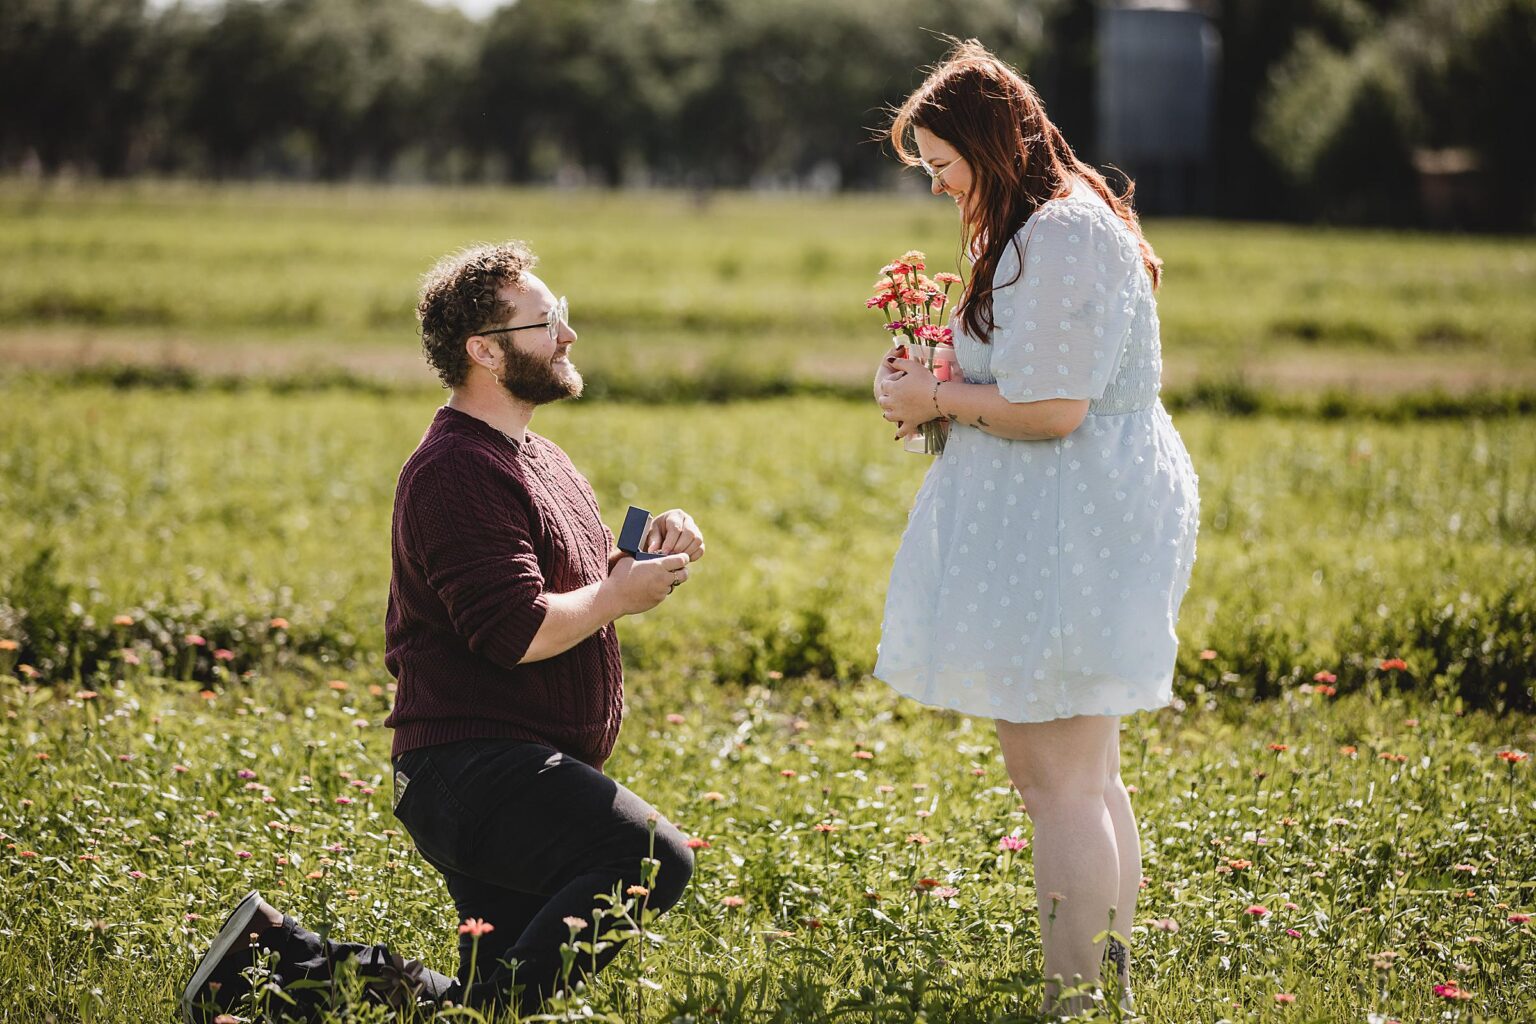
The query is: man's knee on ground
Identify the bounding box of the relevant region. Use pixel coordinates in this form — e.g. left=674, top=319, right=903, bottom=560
left=647, top=827, right=694, bottom=912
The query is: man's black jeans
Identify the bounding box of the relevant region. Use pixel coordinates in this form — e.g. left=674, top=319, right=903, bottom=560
left=263, top=738, right=694, bottom=1015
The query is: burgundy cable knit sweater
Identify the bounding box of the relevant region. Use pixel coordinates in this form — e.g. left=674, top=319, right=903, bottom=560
left=384, top=406, right=623, bottom=769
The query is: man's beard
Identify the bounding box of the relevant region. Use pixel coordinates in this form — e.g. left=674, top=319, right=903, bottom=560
left=497, top=341, right=583, bottom=404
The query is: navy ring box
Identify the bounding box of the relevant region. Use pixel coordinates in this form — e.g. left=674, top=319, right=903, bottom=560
left=617, top=506, right=669, bottom=561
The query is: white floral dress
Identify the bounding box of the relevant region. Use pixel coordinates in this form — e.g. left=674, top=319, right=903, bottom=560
left=874, top=183, right=1200, bottom=722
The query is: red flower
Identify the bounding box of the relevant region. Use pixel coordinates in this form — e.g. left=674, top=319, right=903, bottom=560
left=685, top=837, right=710, bottom=850
left=1379, top=658, right=1408, bottom=672
left=1433, top=981, right=1473, bottom=1001
left=1312, top=670, right=1336, bottom=683
left=1497, top=750, right=1528, bottom=764
left=1198, top=649, right=1217, bottom=660
left=458, top=918, right=494, bottom=938
left=1244, top=904, right=1269, bottom=917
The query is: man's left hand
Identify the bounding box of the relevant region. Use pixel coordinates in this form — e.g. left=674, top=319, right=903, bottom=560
left=642, top=509, right=706, bottom=562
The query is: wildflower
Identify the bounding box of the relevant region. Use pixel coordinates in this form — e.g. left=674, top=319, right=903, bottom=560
left=1227, top=859, right=1252, bottom=870
left=1285, top=928, right=1303, bottom=938
left=852, top=750, right=874, bottom=761
left=199, top=690, right=217, bottom=700
left=1274, top=993, right=1296, bottom=1004
left=34, top=752, right=49, bottom=761
left=1453, top=863, right=1478, bottom=875
left=77, top=690, right=98, bottom=701
left=720, top=896, right=745, bottom=908
left=18, top=850, right=37, bottom=858
left=1340, top=745, right=1358, bottom=756
left=327, top=680, right=348, bottom=692
left=665, top=713, right=686, bottom=725
left=1312, top=670, right=1336, bottom=683
left=934, top=272, right=962, bottom=286
left=562, top=916, right=586, bottom=930
left=1432, top=982, right=1473, bottom=1001
left=1497, top=750, right=1528, bottom=764
left=121, top=650, right=141, bottom=666
left=626, top=885, right=649, bottom=897
left=916, top=878, right=942, bottom=889
left=128, top=870, right=147, bottom=880
left=932, top=886, right=959, bottom=899
left=185, top=634, right=207, bottom=647
left=269, top=617, right=290, bottom=629
left=214, top=649, right=235, bottom=662
left=1378, top=752, right=1408, bottom=764
left=111, top=615, right=134, bottom=627
left=876, top=784, right=895, bottom=794
left=237, top=769, right=257, bottom=780
left=335, top=796, right=353, bottom=806
left=1314, top=684, right=1337, bottom=696
left=998, top=836, right=1028, bottom=852
left=1149, top=917, right=1179, bottom=933
left=906, top=833, right=930, bottom=845
left=458, top=918, right=494, bottom=938
left=1268, top=744, right=1289, bottom=753
left=1508, top=913, right=1530, bottom=924
left=685, top=837, right=710, bottom=850
left=701, top=791, right=725, bottom=803
left=1245, top=905, right=1270, bottom=918
left=237, top=851, right=252, bottom=860
left=1379, top=658, right=1408, bottom=671
left=1198, top=649, right=1217, bottom=660
left=352, top=718, right=369, bottom=729
left=800, top=917, right=823, bottom=929
left=780, top=769, right=798, bottom=778
left=814, top=823, right=838, bottom=834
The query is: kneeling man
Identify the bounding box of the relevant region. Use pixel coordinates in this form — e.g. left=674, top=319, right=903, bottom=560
left=183, top=241, right=703, bottom=1020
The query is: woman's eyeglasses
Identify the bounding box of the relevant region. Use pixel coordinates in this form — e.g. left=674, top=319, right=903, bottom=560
left=478, top=296, right=568, bottom=344
left=918, top=158, right=961, bottom=187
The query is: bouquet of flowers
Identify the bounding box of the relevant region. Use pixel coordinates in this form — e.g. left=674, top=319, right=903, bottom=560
left=867, top=250, right=963, bottom=455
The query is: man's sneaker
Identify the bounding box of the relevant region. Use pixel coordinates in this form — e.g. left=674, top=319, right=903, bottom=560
left=180, top=890, right=277, bottom=1023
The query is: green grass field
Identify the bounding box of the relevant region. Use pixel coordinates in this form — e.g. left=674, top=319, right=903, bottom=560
left=3, top=183, right=1535, bottom=394
left=1, top=185, right=1534, bottom=1022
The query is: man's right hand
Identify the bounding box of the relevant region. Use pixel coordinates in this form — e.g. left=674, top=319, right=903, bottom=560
left=602, top=552, right=691, bottom=616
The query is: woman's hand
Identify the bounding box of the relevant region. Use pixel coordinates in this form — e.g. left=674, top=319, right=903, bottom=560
left=876, top=356, right=940, bottom=440
left=873, top=344, right=904, bottom=403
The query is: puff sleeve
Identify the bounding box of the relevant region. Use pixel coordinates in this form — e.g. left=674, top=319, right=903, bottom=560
left=987, top=200, right=1141, bottom=404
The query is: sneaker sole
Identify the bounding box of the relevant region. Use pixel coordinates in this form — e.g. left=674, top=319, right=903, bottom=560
left=179, top=890, right=263, bottom=1023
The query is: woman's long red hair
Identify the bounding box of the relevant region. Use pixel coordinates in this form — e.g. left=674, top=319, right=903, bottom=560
left=891, top=39, right=1162, bottom=341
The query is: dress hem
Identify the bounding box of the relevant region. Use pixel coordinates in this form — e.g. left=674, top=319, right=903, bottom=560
left=875, top=672, right=1172, bottom=724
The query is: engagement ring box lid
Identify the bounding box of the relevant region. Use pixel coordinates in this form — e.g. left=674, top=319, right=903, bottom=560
left=618, top=505, right=668, bottom=561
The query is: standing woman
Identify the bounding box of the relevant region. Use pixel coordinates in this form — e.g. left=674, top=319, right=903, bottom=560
left=873, top=41, right=1199, bottom=1014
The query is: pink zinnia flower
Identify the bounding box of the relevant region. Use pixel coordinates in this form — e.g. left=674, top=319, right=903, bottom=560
left=998, top=836, right=1028, bottom=852
left=237, top=769, right=257, bottom=780
left=213, top=649, right=235, bottom=662
left=721, top=896, right=745, bottom=908
left=1433, top=981, right=1473, bottom=1001
left=458, top=918, right=494, bottom=938
left=184, top=634, right=206, bottom=647
left=685, top=837, right=710, bottom=850
left=1313, top=670, right=1337, bottom=683
left=112, top=615, right=134, bottom=627
left=1244, top=905, right=1270, bottom=918
left=1274, top=993, right=1296, bottom=1004
left=852, top=750, right=874, bottom=761
left=1508, top=913, right=1531, bottom=924
left=269, top=617, right=290, bottom=629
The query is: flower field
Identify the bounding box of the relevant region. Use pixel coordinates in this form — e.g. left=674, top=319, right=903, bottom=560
left=1, top=383, right=1533, bottom=1022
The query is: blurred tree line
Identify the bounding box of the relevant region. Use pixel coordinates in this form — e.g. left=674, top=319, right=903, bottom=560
left=1, top=0, right=1530, bottom=227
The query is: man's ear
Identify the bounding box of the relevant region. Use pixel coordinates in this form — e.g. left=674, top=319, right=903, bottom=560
left=465, top=334, right=498, bottom=374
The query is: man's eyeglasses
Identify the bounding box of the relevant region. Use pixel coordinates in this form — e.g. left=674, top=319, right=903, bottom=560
left=478, top=296, right=568, bottom=345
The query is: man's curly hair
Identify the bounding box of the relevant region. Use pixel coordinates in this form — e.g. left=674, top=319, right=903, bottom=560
left=417, top=241, right=537, bottom=387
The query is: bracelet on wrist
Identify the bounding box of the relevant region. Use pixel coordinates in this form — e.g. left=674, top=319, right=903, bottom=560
left=931, top=379, right=944, bottom=418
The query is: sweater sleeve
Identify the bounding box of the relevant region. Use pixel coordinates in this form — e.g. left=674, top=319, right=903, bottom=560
left=401, top=451, right=550, bottom=669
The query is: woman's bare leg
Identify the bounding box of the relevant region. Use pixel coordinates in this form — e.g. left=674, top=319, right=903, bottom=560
left=996, top=714, right=1121, bottom=1015
left=1103, top=736, right=1140, bottom=1000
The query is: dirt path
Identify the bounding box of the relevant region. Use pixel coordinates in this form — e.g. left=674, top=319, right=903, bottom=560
left=4, top=329, right=1532, bottom=394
